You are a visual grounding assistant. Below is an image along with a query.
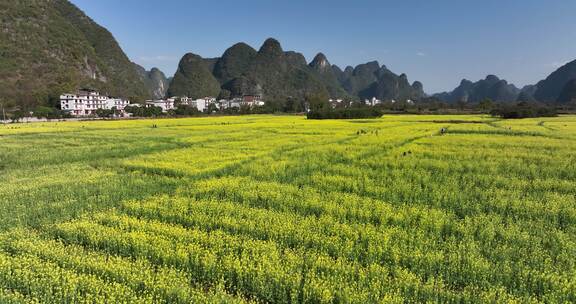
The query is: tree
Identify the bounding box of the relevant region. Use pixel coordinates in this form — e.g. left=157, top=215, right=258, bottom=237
left=33, top=106, right=56, bottom=119
left=0, top=99, right=6, bottom=123
left=239, top=104, right=252, bottom=114
left=206, top=103, right=219, bottom=113
left=567, top=98, right=576, bottom=111
left=10, top=110, right=28, bottom=123
left=283, top=97, right=304, bottom=113
left=174, top=105, right=200, bottom=116
left=306, top=92, right=330, bottom=112
left=307, top=107, right=383, bottom=120
left=456, top=99, right=467, bottom=111
left=491, top=102, right=557, bottom=119
left=478, top=98, right=495, bottom=113
left=95, top=108, right=113, bottom=118
left=125, top=105, right=163, bottom=117
left=218, top=89, right=232, bottom=100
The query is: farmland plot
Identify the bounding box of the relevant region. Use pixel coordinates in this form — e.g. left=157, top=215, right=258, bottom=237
left=0, top=115, right=575, bottom=303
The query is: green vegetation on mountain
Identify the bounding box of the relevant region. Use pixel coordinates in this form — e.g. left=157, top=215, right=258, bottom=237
left=435, top=75, right=520, bottom=103
left=557, top=79, right=576, bottom=104
left=435, top=60, right=576, bottom=105
left=171, top=39, right=425, bottom=103
left=10, top=0, right=576, bottom=109
left=516, top=85, right=537, bottom=102
left=335, top=61, right=424, bottom=101
left=309, top=53, right=349, bottom=98
left=535, top=60, right=576, bottom=102
left=202, top=58, right=219, bottom=74
left=241, top=38, right=328, bottom=100
left=209, top=38, right=328, bottom=101
left=167, top=53, right=221, bottom=98
left=0, top=0, right=149, bottom=109
left=213, top=43, right=258, bottom=85
left=340, top=61, right=381, bottom=96
left=135, top=65, right=169, bottom=99
left=147, top=68, right=169, bottom=99
left=361, top=71, right=424, bottom=101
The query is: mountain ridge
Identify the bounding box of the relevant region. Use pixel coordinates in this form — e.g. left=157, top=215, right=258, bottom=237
left=434, top=75, right=520, bottom=103
left=0, top=0, right=150, bottom=108
left=134, top=65, right=169, bottom=99
left=534, top=60, right=576, bottom=102
left=168, top=38, right=425, bottom=102
left=3, top=0, right=576, bottom=108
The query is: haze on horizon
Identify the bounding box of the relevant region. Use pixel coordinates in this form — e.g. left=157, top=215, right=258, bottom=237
left=70, top=0, right=576, bottom=94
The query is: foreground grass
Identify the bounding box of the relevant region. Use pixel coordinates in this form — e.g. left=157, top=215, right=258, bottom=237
left=0, top=115, right=575, bottom=303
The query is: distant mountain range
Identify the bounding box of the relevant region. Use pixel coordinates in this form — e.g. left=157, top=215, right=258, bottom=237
left=434, top=75, right=521, bottom=103
left=167, top=38, right=425, bottom=102
left=435, top=60, right=576, bottom=104
left=2, top=0, right=576, bottom=107
left=534, top=60, right=576, bottom=103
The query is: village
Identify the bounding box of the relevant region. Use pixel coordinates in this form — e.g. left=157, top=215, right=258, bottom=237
left=329, top=97, right=415, bottom=108
left=59, top=89, right=414, bottom=118
left=59, top=89, right=266, bottom=117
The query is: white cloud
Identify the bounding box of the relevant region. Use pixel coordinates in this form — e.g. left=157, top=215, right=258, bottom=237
left=416, top=52, right=427, bottom=57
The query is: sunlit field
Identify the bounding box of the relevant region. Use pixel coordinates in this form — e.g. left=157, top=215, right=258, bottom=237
left=0, top=114, right=575, bottom=303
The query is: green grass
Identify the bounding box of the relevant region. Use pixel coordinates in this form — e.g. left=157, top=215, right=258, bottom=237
left=0, top=115, right=575, bottom=303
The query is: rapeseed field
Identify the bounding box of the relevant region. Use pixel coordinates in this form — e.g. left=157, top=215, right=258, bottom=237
left=0, top=115, right=574, bottom=303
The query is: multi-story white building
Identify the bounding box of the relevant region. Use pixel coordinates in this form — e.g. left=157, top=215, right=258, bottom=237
left=60, top=89, right=130, bottom=116
left=219, top=99, right=239, bottom=110
left=177, top=97, right=194, bottom=104
left=175, top=96, right=218, bottom=112
left=220, top=95, right=265, bottom=110
left=195, top=97, right=217, bottom=112
left=107, top=98, right=131, bottom=110
left=241, top=95, right=265, bottom=107
left=219, top=97, right=243, bottom=110
left=168, top=95, right=265, bottom=112
left=145, top=99, right=175, bottom=112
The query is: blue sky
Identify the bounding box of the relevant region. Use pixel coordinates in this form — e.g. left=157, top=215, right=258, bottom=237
left=70, top=0, right=576, bottom=93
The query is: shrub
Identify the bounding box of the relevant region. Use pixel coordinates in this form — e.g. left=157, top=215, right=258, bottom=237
left=95, top=108, right=119, bottom=118
left=491, top=102, right=557, bottom=119
left=33, top=106, right=71, bottom=119
left=307, top=108, right=383, bottom=120
left=125, top=105, right=163, bottom=117
left=174, top=105, right=201, bottom=116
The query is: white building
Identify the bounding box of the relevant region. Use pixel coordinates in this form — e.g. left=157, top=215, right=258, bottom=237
left=187, top=97, right=218, bottom=112
left=177, top=97, right=194, bottom=104
left=170, top=96, right=218, bottom=112
left=329, top=99, right=344, bottom=108
left=219, top=98, right=242, bottom=110
left=365, top=97, right=382, bottom=106
left=221, top=95, right=265, bottom=109
left=60, top=89, right=130, bottom=116
left=169, top=95, right=265, bottom=112
left=243, top=95, right=264, bottom=107
left=107, top=98, right=130, bottom=111
left=146, top=99, right=175, bottom=112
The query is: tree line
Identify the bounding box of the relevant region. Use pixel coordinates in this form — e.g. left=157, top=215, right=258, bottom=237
left=3, top=94, right=574, bottom=122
